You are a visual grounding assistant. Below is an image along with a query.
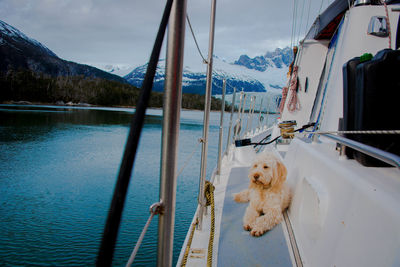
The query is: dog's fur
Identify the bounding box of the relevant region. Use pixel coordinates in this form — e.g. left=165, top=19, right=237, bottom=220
left=233, top=152, right=291, bottom=237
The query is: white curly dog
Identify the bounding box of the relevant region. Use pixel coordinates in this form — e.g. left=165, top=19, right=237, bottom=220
left=234, top=152, right=291, bottom=237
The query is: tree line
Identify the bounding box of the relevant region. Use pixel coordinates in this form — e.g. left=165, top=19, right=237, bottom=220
left=0, top=70, right=232, bottom=111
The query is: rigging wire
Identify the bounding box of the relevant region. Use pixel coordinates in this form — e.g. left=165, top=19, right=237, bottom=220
left=96, top=0, right=174, bottom=266
left=290, top=0, right=297, bottom=48
left=304, top=0, right=313, bottom=37
left=186, top=14, right=208, bottom=64
left=292, top=0, right=299, bottom=47
left=296, top=0, right=306, bottom=45
left=318, top=0, right=325, bottom=15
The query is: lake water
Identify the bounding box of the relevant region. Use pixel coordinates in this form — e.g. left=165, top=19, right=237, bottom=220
left=0, top=104, right=276, bottom=266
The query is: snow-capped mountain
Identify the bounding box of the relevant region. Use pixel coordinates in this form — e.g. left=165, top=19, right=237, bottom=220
left=234, top=47, right=293, bottom=71
left=0, top=19, right=126, bottom=83
left=0, top=20, right=57, bottom=58
left=91, top=64, right=134, bottom=77
left=124, top=52, right=290, bottom=95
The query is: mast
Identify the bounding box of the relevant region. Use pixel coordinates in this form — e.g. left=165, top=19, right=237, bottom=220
left=157, top=0, right=187, bottom=266
left=198, top=0, right=217, bottom=230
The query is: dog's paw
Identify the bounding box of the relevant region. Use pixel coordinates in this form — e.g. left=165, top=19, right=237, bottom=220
left=243, top=224, right=252, bottom=231
left=233, top=193, right=240, bottom=202
left=250, top=227, right=267, bottom=237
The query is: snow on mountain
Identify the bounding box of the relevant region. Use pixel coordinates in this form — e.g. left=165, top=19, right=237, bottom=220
left=124, top=53, right=289, bottom=95
left=0, top=19, right=127, bottom=83
left=234, top=47, right=292, bottom=71
left=0, top=20, right=57, bottom=57
left=90, top=64, right=134, bottom=77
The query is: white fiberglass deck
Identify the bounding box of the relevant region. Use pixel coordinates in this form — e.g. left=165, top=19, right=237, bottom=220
left=217, top=166, right=292, bottom=267
left=178, top=148, right=295, bottom=267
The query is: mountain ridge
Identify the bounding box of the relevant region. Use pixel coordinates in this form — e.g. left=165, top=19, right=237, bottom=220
left=0, top=19, right=126, bottom=83
left=122, top=49, right=292, bottom=96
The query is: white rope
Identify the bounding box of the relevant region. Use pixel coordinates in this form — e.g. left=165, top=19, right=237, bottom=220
left=126, top=202, right=162, bottom=267
left=186, top=14, right=208, bottom=64
left=309, top=130, right=400, bottom=135
left=176, top=139, right=201, bottom=177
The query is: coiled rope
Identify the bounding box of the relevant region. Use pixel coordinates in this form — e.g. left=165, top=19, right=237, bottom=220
left=287, top=66, right=302, bottom=113
left=279, top=86, right=289, bottom=113
left=180, top=219, right=198, bottom=267
left=180, top=181, right=215, bottom=267
left=204, top=181, right=215, bottom=267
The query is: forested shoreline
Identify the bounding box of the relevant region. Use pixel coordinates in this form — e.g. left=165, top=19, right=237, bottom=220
left=0, top=70, right=230, bottom=111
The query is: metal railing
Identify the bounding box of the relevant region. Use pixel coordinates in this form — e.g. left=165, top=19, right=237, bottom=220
left=321, top=133, right=400, bottom=169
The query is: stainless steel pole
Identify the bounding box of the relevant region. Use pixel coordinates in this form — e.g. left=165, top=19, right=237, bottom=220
left=265, top=96, right=270, bottom=127
left=225, top=87, right=236, bottom=154
left=258, top=97, right=264, bottom=129
left=245, top=95, right=252, bottom=135
left=234, top=91, right=244, bottom=140
left=216, top=79, right=226, bottom=175
left=197, top=0, right=217, bottom=230
left=240, top=94, right=247, bottom=138
left=157, top=0, right=186, bottom=265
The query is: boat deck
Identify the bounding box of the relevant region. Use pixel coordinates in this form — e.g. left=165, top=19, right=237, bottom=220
left=178, top=156, right=296, bottom=266
left=217, top=167, right=292, bottom=267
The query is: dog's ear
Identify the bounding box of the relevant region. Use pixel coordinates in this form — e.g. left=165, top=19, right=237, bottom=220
left=271, top=160, right=287, bottom=190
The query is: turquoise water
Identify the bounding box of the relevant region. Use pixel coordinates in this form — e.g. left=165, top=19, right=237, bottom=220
left=0, top=104, right=276, bottom=266
left=0, top=105, right=226, bottom=266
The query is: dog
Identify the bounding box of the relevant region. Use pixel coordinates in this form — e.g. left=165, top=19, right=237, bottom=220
left=233, top=152, right=291, bottom=237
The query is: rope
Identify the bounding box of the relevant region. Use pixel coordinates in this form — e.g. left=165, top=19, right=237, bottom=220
left=126, top=202, right=162, bottom=267
left=288, top=66, right=301, bottom=112
left=204, top=181, right=215, bottom=267
left=180, top=182, right=215, bottom=266
left=180, top=219, right=198, bottom=267
left=279, top=86, right=289, bottom=113
left=97, top=0, right=174, bottom=265
left=177, top=139, right=202, bottom=177
left=309, top=130, right=400, bottom=135
left=186, top=14, right=208, bottom=64
left=382, top=0, right=392, bottom=49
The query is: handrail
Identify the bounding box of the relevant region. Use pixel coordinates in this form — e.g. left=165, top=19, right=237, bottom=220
left=225, top=87, right=236, bottom=154
left=321, top=133, right=400, bottom=169
left=216, top=79, right=226, bottom=175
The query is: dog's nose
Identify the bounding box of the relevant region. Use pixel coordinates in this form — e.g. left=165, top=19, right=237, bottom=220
left=254, top=174, right=260, bottom=180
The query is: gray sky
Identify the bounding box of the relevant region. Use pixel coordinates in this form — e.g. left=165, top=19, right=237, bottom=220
left=0, top=0, right=330, bottom=69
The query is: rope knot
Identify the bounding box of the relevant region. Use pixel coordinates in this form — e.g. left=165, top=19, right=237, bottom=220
left=149, top=202, right=163, bottom=215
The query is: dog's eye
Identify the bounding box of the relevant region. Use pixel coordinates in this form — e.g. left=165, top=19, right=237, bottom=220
left=254, top=164, right=258, bottom=168
left=263, top=165, right=268, bottom=169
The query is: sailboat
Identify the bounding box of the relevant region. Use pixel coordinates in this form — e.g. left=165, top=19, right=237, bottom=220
left=97, top=0, right=400, bottom=266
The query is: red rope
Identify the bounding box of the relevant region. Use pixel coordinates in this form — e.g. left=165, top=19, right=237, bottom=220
left=280, top=86, right=289, bottom=113
left=287, top=66, right=301, bottom=112
left=383, top=1, right=392, bottom=49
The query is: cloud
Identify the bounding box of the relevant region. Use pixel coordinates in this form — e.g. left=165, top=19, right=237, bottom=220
left=0, top=0, right=329, bottom=68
